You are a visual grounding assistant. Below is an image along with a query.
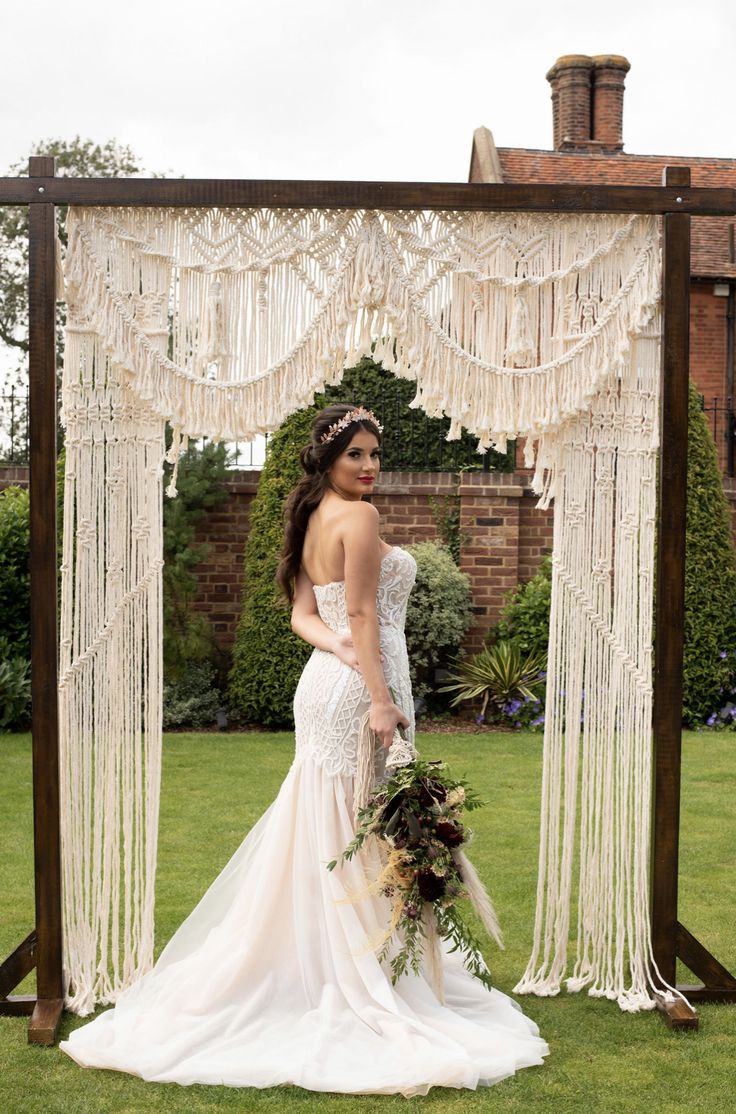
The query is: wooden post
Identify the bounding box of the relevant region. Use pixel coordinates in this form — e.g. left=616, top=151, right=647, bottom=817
left=26, top=155, right=64, bottom=1044
left=651, top=167, right=736, bottom=1027
left=651, top=166, right=691, bottom=987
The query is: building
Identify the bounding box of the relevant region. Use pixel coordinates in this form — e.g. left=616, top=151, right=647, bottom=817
left=470, top=53, right=736, bottom=476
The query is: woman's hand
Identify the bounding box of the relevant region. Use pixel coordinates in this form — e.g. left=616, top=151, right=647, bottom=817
left=332, top=631, right=360, bottom=670
left=370, top=700, right=410, bottom=750
left=332, top=631, right=383, bottom=674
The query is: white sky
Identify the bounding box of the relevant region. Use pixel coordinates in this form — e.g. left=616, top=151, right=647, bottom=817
left=2, top=0, right=735, bottom=181
left=1, top=0, right=734, bottom=414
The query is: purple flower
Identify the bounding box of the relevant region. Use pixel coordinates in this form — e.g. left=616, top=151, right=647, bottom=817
left=404, top=902, right=420, bottom=920
left=706, top=714, right=716, bottom=726
left=720, top=651, right=728, bottom=660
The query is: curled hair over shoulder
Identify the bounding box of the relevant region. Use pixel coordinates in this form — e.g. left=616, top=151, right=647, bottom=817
left=276, top=403, right=382, bottom=604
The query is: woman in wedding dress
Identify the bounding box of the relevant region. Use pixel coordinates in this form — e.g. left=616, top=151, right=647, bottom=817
left=60, top=403, right=548, bottom=1095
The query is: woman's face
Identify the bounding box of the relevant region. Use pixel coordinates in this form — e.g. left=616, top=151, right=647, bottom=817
left=326, top=427, right=381, bottom=500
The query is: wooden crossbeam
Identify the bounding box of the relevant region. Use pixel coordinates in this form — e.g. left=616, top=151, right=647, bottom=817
left=0, top=176, right=733, bottom=215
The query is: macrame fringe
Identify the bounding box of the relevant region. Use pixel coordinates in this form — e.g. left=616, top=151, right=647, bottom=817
left=354, top=711, right=377, bottom=819
left=58, top=204, right=674, bottom=1015
left=64, top=208, right=661, bottom=480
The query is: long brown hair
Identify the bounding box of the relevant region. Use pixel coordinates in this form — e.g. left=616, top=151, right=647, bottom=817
left=276, top=403, right=382, bottom=604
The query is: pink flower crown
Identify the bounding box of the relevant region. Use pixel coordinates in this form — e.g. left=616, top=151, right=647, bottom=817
left=319, top=407, right=383, bottom=446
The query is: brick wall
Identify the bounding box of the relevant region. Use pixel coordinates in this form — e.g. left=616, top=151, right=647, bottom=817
left=0, top=465, right=29, bottom=490
left=690, top=281, right=732, bottom=473
left=5, top=463, right=736, bottom=661
left=190, top=474, right=259, bottom=642
left=189, top=470, right=550, bottom=656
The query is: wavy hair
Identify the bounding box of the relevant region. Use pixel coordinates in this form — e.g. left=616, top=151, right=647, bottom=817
left=276, top=403, right=382, bottom=604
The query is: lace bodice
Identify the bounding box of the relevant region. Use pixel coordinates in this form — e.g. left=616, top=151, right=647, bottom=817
left=311, top=547, right=414, bottom=633
left=293, top=546, right=417, bottom=777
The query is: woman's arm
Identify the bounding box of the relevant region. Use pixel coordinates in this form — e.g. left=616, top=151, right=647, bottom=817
left=291, top=566, right=364, bottom=669
left=342, top=502, right=409, bottom=748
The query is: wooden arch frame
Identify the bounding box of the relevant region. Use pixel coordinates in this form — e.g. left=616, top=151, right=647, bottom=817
left=1, top=158, right=735, bottom=1044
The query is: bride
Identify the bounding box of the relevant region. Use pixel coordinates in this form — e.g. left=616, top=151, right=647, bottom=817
left=60, top=402, right=549, bottom=1095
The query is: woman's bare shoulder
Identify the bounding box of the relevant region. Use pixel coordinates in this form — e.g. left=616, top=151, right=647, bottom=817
left=341, top=499, right=379, bottom=524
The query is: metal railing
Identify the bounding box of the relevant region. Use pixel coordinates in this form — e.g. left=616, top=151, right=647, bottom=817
left=0, top=387, right=29, bottom=464
left=700, top=396, right=736, bottom=477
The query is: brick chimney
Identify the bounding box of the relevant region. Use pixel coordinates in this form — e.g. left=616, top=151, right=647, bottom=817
left=547, top=55, right=593, bottom=150
left=591, top=55, right=630, bottom=150
left=546, top=53, right=630, bottom=152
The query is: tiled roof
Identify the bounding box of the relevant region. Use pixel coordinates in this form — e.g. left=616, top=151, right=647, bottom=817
left=498, top=149, right=736, bottom=279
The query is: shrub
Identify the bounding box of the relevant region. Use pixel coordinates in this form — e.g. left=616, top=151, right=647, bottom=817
left=162, top=438, right=230, bottom=684
left=404, top=541, right=473, bottom=709
left=0, top=636, right=31, bottom=731
left=228, top=406, right=318, bottom=727
left=492, top=555, right=552, bottom=657
left=162, top=661, right=220, bottom=730
left=0, top=486, right=31, bottom=660
left=684, top=383, right=736, bottom=725
left=323, top=355, right=514, bottom=473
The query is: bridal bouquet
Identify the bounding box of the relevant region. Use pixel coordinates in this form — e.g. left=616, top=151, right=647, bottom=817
left=327, top=756, right=503, bottom=1000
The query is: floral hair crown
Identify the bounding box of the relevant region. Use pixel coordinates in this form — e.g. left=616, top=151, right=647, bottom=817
left=319, top=407, right=383, bottom=446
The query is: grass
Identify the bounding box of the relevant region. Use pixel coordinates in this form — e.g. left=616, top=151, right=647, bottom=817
left=1, top=728, right=735, bottom=1113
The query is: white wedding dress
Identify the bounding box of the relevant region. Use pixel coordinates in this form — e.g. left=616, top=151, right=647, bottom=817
left=60, top=546, right=548, bottom=1095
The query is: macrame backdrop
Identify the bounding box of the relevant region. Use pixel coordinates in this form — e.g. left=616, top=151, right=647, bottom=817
left=60, top=206, right=664, bottom=1015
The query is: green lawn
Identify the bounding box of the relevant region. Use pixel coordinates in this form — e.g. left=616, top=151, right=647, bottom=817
left=1, top=728, right=734, bottom=1114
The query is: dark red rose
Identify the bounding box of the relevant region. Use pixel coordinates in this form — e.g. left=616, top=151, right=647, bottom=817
left=417, top=869, right=447, bottom=902
left=418, top=779, right=447, bottom=808
left=434, top=820, right=465, bottom=848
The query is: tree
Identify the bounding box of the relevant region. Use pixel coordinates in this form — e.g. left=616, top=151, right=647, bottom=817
left=0, top=137, right=149, bottom=366
left=0, top=137, right=167, bottom=460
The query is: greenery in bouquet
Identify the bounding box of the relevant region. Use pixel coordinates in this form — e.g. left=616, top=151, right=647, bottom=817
left=327, top=759, right=502, bottom=993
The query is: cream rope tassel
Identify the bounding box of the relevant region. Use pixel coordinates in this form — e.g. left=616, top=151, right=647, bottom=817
left=354, top=711, right=377, bottom=820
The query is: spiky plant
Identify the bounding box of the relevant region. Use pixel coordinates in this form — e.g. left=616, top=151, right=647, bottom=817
left=438, top=641, right=546, bottom=724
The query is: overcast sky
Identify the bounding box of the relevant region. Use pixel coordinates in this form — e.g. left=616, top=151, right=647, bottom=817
left=3, top=0, right=735, bottom=181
